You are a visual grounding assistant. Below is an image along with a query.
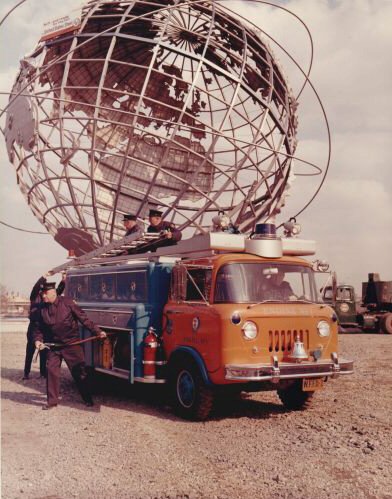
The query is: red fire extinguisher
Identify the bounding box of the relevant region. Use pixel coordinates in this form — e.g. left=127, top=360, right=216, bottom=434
left=143, top=326, right=158, bottom=379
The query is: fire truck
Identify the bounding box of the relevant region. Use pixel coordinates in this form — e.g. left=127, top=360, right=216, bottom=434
left=58, top=224, right=354, bottom=420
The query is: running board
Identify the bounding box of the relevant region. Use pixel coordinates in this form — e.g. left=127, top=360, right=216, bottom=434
left=134, top=377, right=166, bottom=384
left=95, top=367, right=166, bottom=384
left=95, top=367, right=129, bottom=380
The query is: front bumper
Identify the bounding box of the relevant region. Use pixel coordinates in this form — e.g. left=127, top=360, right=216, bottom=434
left=225, top=353, right=354, bottom=382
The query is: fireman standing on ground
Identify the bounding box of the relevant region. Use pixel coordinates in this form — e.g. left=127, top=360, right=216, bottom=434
left=33, top=283, right=106, bottom=410
left=23, top=272, right=66, bottom=380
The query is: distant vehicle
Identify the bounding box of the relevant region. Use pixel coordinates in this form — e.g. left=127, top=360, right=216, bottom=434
left=360, top=273, right=392, bottom=334
left=322, top=285, right=359, bottom=329
left=322, top=273, right=392, bottom=334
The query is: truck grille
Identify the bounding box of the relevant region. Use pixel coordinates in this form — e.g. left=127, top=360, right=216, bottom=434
left=268, top=329, right=309, bottom=353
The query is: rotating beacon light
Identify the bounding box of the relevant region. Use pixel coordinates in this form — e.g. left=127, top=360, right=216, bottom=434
left=245, top=223, right=283, bottom=258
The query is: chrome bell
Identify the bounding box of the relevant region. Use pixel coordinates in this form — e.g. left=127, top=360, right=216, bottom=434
left=289, top=336, right=308, bottom=362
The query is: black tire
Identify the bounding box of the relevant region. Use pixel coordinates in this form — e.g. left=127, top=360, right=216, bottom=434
left=169, top=358, right=214, bottom=421
left=277, top=380, right=314, bottom=410
left=380, top=313, right=392, bottom=334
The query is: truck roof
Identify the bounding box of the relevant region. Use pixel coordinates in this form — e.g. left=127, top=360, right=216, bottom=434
left=59, top=232, right=317, bottom=274
left=181, top=252, right=312, bottom=268
left=65, top=251, right=312, bottom=275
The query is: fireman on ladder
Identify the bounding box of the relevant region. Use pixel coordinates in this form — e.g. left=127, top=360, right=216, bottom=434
left=123, top=214, right=142, bottom=236
left=147, top=209, right=182, bottom=249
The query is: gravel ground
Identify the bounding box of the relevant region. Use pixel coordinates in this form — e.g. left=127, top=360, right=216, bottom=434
left=1, top=328, right=392, bottom=499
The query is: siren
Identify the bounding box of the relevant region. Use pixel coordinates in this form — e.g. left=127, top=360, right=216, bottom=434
left=245, top=223, right=283, bottom=258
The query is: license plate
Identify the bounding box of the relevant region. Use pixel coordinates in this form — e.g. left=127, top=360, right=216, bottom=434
left=302, top=378, right=324, bottom=391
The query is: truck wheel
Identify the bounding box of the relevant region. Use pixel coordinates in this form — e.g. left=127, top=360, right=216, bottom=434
left=169, top=359, right=214, bottom=421
left=277, top=380, right=314, bottom=410
left=380, top=313, right=392, bottom=334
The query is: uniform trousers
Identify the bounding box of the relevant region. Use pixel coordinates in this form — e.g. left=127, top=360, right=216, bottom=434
left=24, top=325, right=47, bottom=377
left=46, top=344, right=92, bottom=406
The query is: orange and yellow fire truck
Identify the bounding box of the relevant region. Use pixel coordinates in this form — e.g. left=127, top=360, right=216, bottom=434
left=61, top=224, right=353, bottom=420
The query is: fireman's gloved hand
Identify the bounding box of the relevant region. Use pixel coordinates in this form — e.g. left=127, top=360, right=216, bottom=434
left=35, top=341, right=45, bottom=351
left=98, top=331, right=107, bottom=339
left=163, top=227, right=173, bottom=239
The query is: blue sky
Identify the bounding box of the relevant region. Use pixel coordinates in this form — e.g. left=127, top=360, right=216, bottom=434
left=0, top=0, right=391, bottom=296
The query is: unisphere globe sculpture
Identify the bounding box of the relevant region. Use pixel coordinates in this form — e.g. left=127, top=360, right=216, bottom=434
left=4, top=0, right=300, bottom=254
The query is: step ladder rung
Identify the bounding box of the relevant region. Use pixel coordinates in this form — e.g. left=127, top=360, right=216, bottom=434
left=49, top=231, right=167, bottom=273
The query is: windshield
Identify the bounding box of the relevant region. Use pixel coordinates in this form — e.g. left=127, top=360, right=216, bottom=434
left=214, top=263, right=318, bottom=304
left=336, top=287, right=354, bottom=301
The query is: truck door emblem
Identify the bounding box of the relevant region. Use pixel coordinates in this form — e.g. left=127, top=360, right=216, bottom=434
left=192, top=317, right=200, bottom=331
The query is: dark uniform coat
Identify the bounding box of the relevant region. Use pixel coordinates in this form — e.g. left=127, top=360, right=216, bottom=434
left=262, top=280, right=294, bottom=301
left=33, top=296, right=101, bottom=345
left=125, top=224, right=142, bottom=237
left=23, top=277, right=65, bottom=378
left=33, top=297, right=102, bottom=406
left=147, top=221, right=182, bottom=248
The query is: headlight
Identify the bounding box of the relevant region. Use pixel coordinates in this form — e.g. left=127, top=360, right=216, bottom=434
left=317, top=320, right=330, bottom=337
left=339, top=303, right=350, bottom=313
left=241, top=320, right=258, bottom=340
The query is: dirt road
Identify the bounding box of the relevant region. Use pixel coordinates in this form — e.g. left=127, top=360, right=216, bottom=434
left=1, top=327, right=391, bottom=499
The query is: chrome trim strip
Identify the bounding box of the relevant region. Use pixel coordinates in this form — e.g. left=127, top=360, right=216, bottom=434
left=142, top=360, right=167, bottom=365
left=85, top=308, right=135, bottom=314
left=99, top=325, right=133, bottom=332
left=112, top=367, right=129, bottom=374
left=133, top=376, right=166, bottom=384
left=95, top=367, right=128, bottom=380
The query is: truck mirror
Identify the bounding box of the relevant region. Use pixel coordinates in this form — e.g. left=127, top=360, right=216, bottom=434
left=312, top=259, right=330, bottom=272
left=332, top=271, right=337, bottom=305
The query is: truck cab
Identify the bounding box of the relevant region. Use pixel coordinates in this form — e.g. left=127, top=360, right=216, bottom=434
left=322, top=284, right=358, bottom=328
left=161, top=233, right=353, bottom=420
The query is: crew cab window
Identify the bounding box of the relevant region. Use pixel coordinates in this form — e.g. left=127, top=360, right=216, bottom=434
left=90, top=274, right=115, bottom=301
left=117, top=271, right=148, bottom=302
left=67, top=276, right=88, bottom=300
left=186, top=268, right=212, bottom=302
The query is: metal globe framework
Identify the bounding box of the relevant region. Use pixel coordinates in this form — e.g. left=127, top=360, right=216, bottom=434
left=4, top=0, right=305, bottom=251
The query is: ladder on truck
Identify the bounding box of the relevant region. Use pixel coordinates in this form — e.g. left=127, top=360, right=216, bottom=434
left=49, top=231, right=164, bottom=274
